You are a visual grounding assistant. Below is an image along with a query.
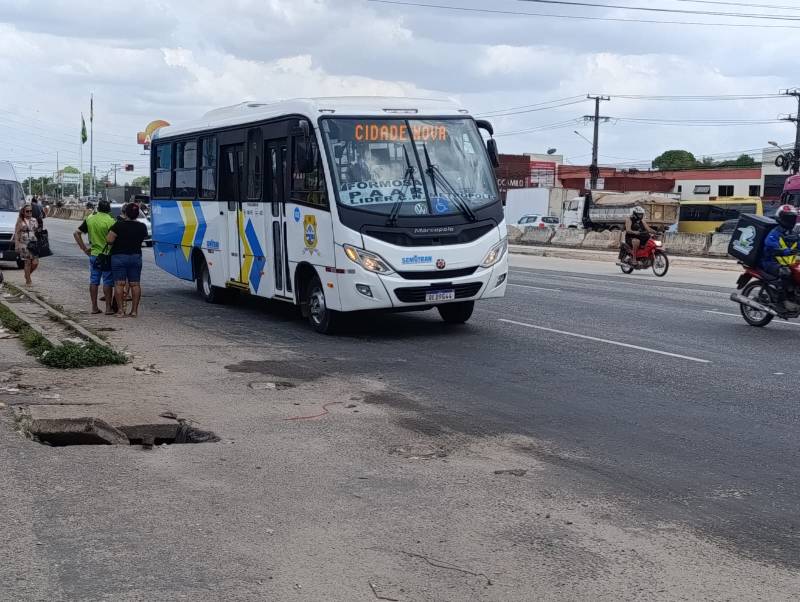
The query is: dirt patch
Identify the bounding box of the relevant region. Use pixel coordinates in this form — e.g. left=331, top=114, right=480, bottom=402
left=224, top=360, right=323, bottom=381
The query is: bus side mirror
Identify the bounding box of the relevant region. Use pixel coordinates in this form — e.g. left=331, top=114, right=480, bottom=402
left=476, top=120, right=494, bottom=136
left=486, top=138, right=500, bottom=169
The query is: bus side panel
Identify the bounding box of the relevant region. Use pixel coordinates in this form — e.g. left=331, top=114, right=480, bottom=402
left=285, top=204, right=341, bottom=310
left=152, top=200, right=184, bottom=279
left=200, top=201, right=229, bottom=288
left=152, top=199, right=216, bottom=281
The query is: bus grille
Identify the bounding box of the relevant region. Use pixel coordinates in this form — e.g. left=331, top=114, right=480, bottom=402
left=394, top=282, right=483, bottom=303
left=363, top=223, right=494, bottom=247
left=397, top=266, right=477, bottom=280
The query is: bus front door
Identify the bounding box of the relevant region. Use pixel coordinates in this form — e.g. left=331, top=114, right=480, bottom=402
left=266, top=139, right=292, bottom=298
left=220, top=143, right=247, bottom=288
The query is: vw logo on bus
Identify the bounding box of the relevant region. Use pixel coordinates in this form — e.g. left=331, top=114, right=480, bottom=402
left=436, top=258, right=446, bottom=270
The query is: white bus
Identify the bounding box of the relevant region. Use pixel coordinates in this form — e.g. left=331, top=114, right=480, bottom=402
left=149, top=97, right=508, bottom=333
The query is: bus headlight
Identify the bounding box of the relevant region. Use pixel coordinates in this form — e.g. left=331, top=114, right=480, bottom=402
left=343, top=244, right=394, bottom=275
left=481, top=238, right=508, bottom=268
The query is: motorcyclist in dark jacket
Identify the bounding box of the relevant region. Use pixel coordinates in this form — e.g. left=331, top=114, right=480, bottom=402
left=761, top=204, right=800, bottom=310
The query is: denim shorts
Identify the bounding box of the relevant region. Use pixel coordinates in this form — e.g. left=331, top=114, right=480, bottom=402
left=111, top=254, right=143, bottom=283
left=89, top=255, right=113, bottom=287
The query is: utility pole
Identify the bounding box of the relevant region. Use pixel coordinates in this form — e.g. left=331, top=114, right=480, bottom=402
left=584, top=95, right=610, bottom=190
left=89, top=93, right=94, bottom=197
left=780, top=88, right=800, bottom=174
left=28, top=165, right=32, bottom=197
left=112, top=163, right=118, bottom=186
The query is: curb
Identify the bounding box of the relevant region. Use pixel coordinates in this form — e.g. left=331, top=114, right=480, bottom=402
left=0, top=292, right=61, bottom=347
left=1, top=284, right=110, bottom=348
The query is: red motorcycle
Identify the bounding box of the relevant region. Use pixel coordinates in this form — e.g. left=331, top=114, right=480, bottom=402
left=731, top=263, right=800, bottom=327
left=617, top=236, right=669, bottom=277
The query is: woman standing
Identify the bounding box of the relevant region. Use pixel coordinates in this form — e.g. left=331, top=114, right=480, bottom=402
left=106, top=204, right=148, bottom=317
left=14, top=204, right=39, bottom=286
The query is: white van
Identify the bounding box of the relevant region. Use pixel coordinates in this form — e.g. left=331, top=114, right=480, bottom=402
left=0, top=162, right=26, bottom=267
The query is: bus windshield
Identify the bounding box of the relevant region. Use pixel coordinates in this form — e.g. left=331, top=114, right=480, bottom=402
left=0, top=179, right=25, bottom=212
left=321, top=118, right=499, bottom=218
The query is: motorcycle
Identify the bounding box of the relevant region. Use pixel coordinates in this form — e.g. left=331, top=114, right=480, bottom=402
left=731, top=264, right=800, bottom=327
left=616, top=236, right=669, bottom=277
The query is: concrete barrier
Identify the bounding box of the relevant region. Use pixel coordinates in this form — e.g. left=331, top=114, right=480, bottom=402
left=507, top=225, right=523, bottom=244
left=708, top=233, right=732, bottom=257
left=550, top=228, right=586, bottom=247
left=664, top=232, right=709, bottom=256
left=582, top=230, right=622, bottom=250
left=520, top=228, right=554, bottom=245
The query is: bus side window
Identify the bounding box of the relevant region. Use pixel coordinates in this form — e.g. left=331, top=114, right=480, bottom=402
left=154, top=144, right=173, bottom=198
left=199, top=137, right=217, bottom=199
left=291, top=137, right=328, bottom=208
left=247, top=128, right=263, bottom=200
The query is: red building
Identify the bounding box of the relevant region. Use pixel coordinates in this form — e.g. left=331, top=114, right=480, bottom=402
left=557, top=166, right=676, bottom=194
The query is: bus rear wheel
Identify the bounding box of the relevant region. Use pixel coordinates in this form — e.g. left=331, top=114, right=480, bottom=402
left=437, top=301, right=474, bottom=324
left=306, top=274, right=339, bottom=334
left=196, top=258, right=229, bottom=304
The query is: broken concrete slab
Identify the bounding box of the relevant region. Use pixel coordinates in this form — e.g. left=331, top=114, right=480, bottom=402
left=28, top=415, right=130, bottom=446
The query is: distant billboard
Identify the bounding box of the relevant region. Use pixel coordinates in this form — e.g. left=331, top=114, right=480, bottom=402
left=530, top=161, right=556, bottom=188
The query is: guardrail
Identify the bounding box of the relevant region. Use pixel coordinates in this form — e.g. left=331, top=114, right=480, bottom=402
left=47, top=207, right=93, bottom=220
left=508, top=225, right=732, bottom=258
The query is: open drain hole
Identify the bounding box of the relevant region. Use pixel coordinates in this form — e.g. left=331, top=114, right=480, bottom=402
left=29, top=418, right=219, bottom=447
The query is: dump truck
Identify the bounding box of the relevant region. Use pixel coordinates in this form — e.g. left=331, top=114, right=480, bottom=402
left=561, top=191, right=680, bottom=232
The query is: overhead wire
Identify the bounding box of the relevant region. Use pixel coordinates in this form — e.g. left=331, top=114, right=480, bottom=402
left=515, top=0, right=800, bottom=21
left=366, top=0, right=800, bottom=29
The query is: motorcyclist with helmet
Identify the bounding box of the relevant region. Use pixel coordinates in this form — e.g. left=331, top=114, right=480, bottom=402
left=624, top=206, right=654, bottom=264
left=761, top=204, right=800, bottom=310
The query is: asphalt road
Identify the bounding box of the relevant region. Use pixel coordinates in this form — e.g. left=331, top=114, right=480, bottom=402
left=33, top=219, right=800, bottom=567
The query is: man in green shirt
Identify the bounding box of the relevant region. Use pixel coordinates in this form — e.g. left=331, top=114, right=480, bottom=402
left=74, top=200, right=116, bottom=314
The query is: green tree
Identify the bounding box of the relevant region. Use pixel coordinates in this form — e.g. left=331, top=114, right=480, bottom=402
left=652, top=150, right=698, bottom=170
left=717, top=154, right=759, bottom=168
left=131, top=176, right=150, bottom=189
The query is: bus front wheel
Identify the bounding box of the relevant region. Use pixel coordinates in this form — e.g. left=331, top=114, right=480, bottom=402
left=306, top=274, right=339, bottom=334
left=196, top=258, right=229, bottom=304
left=437, top=301, right=474, bottom=324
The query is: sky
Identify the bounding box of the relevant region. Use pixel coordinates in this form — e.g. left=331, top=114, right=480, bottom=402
left=0, top=0, right=798, bottom=185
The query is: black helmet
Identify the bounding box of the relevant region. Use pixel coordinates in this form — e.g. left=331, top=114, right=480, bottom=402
left=776, top=204, right=798, bottom=230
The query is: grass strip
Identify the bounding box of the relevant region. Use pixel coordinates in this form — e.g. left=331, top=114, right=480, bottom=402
left=0, top=300, right=127, bottom=369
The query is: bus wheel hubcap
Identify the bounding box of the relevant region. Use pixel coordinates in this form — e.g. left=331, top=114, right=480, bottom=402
left=203, top=270, right=211, bottom=296
left=310, top=289, right=326, bottom=324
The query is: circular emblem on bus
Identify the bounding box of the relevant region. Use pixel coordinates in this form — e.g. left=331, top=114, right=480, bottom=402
left=436, top=258, right=446, bottom=270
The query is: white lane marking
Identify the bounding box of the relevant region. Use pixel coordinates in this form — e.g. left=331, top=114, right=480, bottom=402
left=509, top=269, right=728, bottom=296
left=508, top=283, right=562, bottom=292
left=498, top=318, right=711, bottom=364
left=704, top=309, right=800, bottom=327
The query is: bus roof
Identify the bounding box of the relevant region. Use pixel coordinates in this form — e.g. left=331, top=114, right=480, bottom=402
left=0, top=161, right=19, bottom=182
left=154, top=96, right=469, bottom=140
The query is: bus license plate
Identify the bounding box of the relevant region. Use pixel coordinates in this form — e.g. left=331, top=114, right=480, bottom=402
left=426, top=289, right=455, bottom=302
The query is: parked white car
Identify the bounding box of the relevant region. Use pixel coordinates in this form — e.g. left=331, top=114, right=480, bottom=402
left=516, top=214, right=560, bottom=231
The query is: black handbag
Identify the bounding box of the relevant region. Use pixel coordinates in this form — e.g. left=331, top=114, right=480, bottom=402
left=35, top=229, right=53, bottom=258
left=95, top=243, right=112, bottom=272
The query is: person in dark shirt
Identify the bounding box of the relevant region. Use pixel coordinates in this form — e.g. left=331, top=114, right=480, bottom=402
left=106, top=204, right=148, bottom=317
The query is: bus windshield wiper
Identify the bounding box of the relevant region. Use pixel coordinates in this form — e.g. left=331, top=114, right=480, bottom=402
left=422, top=144, right=476, bottom=222
left=386, top=146, right=417, bottom=226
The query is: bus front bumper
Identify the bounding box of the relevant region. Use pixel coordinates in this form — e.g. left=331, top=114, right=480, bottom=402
left=332, top=256, right=508, bottom=311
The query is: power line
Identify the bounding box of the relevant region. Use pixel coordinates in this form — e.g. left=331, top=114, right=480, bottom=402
left=366, top=0, right=800, bottom=28
left=671, top=0, right=800, bottom=11
left=495, top=119, right=581, bottom=137
left=516, top=0, right=800, bottom=21
left=477, top=98, right=588, bottom=117
left=606, top=93, right=786, bottom=101
left=476, top=95, right=586, bottom=116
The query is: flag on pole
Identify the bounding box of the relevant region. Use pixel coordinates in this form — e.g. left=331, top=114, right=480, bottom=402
left=81, top=114, right=88, bottom=144
left=90, top=94, right=93, bottom=122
